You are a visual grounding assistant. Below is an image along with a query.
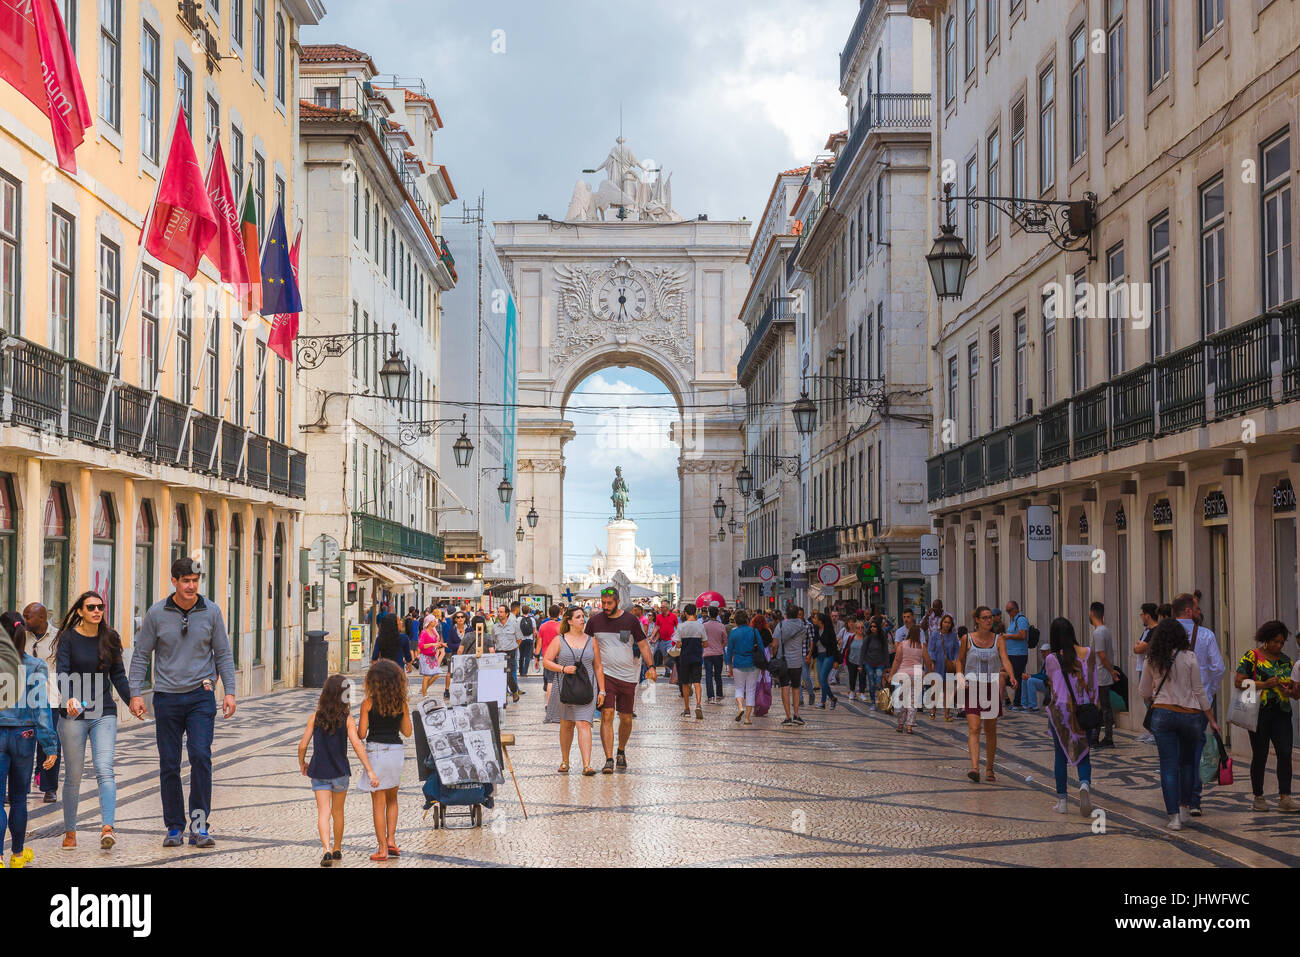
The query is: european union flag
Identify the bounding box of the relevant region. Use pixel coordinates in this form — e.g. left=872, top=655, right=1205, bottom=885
left=260, top=202, right=302, bottom=316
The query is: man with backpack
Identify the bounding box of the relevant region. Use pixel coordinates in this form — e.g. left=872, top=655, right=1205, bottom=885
left=517, top=606, right=536, bottom=678
left=1004, top=600, right=1031, bottom=711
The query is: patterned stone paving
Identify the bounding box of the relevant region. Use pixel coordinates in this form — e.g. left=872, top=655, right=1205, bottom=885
left=16, top=671, right=1300, bottom=867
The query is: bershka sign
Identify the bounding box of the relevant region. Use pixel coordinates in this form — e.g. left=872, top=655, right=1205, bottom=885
left=1026, top=506, right=1055, bottom=562
left=49, top=887, right=151, bottom=937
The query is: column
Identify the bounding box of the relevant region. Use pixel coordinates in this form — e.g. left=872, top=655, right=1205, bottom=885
left=121, top=478, right=137, bottom=646
left=21, top=458, right=41, bottom=618
left=75, top=467, right=93, bottom=600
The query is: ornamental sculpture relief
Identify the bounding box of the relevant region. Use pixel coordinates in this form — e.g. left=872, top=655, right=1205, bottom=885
left=552, top=257, right=693, bottom=373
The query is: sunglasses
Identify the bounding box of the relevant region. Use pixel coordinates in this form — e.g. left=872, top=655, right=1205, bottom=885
left=83, top=603, right=104, bottom=612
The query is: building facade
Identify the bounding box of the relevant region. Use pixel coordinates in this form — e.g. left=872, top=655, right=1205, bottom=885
left=297, top=46, right=455, bottom=666
left=910, top=0, right=1300, bottom=739
left=791, top=0, right=935, bottom=619
left=0, top=0, right=324, bottom=696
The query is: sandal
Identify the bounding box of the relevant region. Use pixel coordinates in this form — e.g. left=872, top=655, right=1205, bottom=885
left=967, top=770, right=980, bottom=783
left=557, top=762, right=570, bottom=773
left=582, top=766, right=597, bottom=776
left=895, top=725, right=904, bottom=733
left=985, top=771, right=997, bottom=782
left=602, top=758, right=615, bottom=774
left=680, top=709, right=690, bottom=716
left=906, top=727, right=913, bottom=734
left=369, top=851, right=389, bottom=862
left=387, top=845, right=401, bottom=857
left=695, top=707, right=704, bottom=719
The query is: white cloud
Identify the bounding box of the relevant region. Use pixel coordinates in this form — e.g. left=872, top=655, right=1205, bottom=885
left=569, top=373, right=679, bottom=474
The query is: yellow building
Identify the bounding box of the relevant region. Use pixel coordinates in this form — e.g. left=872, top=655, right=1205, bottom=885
left=0, top=0, right=325, bottom=695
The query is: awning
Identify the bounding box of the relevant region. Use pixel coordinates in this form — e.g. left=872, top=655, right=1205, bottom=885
left=355, top=561, right=415, bottom=591
left=393, top=565, right=448, bottom=587
left=485, top=581, right=528, bottom=596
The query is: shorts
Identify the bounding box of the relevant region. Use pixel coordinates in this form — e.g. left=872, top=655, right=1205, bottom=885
left=776, top=663, right=802, bottom=687
left=600, top=675, right=637, bottom=715
left=676, top=661, right=702, bottom=685
left=311, top=775, right=350, bottom=792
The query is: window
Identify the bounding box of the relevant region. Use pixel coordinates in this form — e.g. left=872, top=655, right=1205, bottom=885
left=1069, top=27, right=1087, bottom=163
left=98, top=0, right=121, bottom=130
left=42, top=486, right=69, bottom=618
left=252, top=0, right=265, bottom=75
left=1199, top=0, right=1223, bottom=42
left=275, top=356, right=286, bottom=443
left=967, top=341, right=980, bottom=439
left=1014, top=310, right=1027, bottom=419
left=1262, top=133, right=1293, bottom=311
left=140, top=267, right=158, bottom=384
left=204, top=302, right=219, bottom=415
left=50, top=208, right=74, bottom=353
left=97, top=238, right=120, bottom=370
left=351, top=301, right=359, bottom=379
left=141, top=24, right=160, bottom=162
left=986, top=0, right=998, bottom=46
left=943, top=16, right=956, bottom=106
left=352, top=176, right=360, bottom=239
left=91, top=493, right=115, bottom=617
left=1149, top=212, right=1171, bottom=356
left=363, top=189, right=371, bottom=252
left=964, top=0, right=977, bottom=78
left=947, top=355, right=959, bottom=425
left=1106, top=0, right=1125, bottom=128
left=275, top=175, right=286, bottom=220
left=232, top=335, right=244, bottom=423
left=255, top=341, right=267, bottom=434
left=227, top=517, right=241, bottom=662
left=1200, top=177, right=1226, bottom=335
left=1039, top=64, right=1056, bottom=191
left=176, top=289, right=192, bottom=401
left=274, top=14, right=286, bottom=103
left=987, top=129, right=1000, bottom=242
left=254, top=152, right=266, bottom=227
left=230, top=126, right=244, bottom=197
left=231, top=0, right=244, bottom=47
left=170, top=505, right=189, bottom=565
left=1106, top=243, right=1125, bottom=377
left=1071, top=268, right=1088, bottom=392
left=965, top=155, right=978, bottom=256
left=133, top=502, right=154, bottom=640
left=1042, top=293, right=1057, bottom=405
left=177, top=61, right=192, bottom=131
left=56, top=0, right=75, bottom=46
left=0, top=174, right=19, bottom=334
left=1149, top=0, right=1170, bottom=90
left=989, top=325, right=1001, bottom=430
left=1010, top=97, right=1026, bottom=213
left=206, top=96, right=220, bottom=158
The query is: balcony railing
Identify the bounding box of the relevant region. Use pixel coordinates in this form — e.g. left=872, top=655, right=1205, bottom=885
left=796, top=526, right=841, bottom=562
left=436, top=235, right=457, bottom=283
left=1211, top=312, right=1272, bottom=419
left=829, top=93, right=932, bottom=199
left=353, top=511, right=445, bottom=564
left=927, top=302, right=1300, bottom=502
left=839, top=0, right=877, bottom=85
left=0, top=338, right=305, bottom=498
left=738, top=296, right=795, bottom=381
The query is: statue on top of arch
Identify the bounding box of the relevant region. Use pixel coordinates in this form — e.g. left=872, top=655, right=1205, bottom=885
left=566, top=136, right=683, bottom=223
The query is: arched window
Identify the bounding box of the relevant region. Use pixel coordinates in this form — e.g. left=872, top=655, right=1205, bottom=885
left=170, top=504, right=189, bottom=565
left=272, top=523, right=284, bottom=682
left=134, top=501, right=155, bottom=627
left=91, top=493, right=116, bottom=618
left=42, top=485, right=70, bottom=618
left=202, top=509, right=217, bottom=596
left=228, top=516, right=242, bottom=666
left=253, top=521, right=264, bottom=665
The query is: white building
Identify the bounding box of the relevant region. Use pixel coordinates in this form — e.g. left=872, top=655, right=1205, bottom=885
left=296, top=46, right=457, bottom=667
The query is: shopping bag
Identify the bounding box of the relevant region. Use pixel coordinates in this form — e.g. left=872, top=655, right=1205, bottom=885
left=753, top=673, right=773, bottom=717
left=1227, top=682, right=1260, bottom=733
left=1198, top=729, right=1221, bottom=785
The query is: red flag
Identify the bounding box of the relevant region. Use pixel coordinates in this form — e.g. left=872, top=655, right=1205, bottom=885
left=202, top=141, right=251, bottom=293
left=0, top=0, right=92, bottom=174
left=267, top=228, right=301, bottom=362
left=143, top=110, right=218, bottom=278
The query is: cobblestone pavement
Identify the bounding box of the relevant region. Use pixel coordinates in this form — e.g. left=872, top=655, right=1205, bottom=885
left=18, top=671, right=1300, bottom=868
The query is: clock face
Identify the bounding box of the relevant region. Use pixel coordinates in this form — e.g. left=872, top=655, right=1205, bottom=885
left=597, top=276, right=649, bottom=322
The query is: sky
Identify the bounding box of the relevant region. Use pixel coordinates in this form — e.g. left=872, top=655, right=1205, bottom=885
left=303, top=1, right=851, bottom=572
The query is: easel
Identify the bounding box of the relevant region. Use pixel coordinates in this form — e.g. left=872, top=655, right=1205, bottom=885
left=473, top=622, right=528, bottom=819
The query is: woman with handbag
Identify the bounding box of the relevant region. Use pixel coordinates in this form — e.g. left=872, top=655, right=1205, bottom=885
left=810, top=611, right=841, bottom=710
left=844, top=614, right=866, bottom=702
left=1042, top=617, right=1097, bottom=816
left=542, top=607, right=605, bottom=776
left=863, top=616, right=891, bottom=710
left=724, top=610, right=764, bottom=725
left=1233, top=620, right=1297, bottom=813
left=926, top=614, right=959, bottom=721
left=958, top=607, right=1017, bottom=783
left=888, top=625, right=933, bottom=733
left=1139, top=618, right=1220, bottom=831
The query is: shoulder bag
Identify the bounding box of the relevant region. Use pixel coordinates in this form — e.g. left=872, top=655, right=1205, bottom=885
left=1227, top=648, right=1261, bottom=733
left=750, top=632, right=769, bottom=672
left=1060, top=654, right=1102, bottom=731
left=559, top=640, right=594, bottom=706
left=1142, top=650, right=1178, bottom=732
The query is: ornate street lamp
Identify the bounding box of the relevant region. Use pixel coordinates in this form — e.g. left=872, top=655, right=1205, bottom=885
left=727, top=515, right=739, bottom=534
left=497, top=478, right=513, bottom=505
left=712, top=484, right=726, bottom=521
left=379, top=348, right=411, bottom=401
left=526, top=498, right=539, bottom=529
left=736, top=464, right=754, bottom=497
left=925, top=220, right=972, bottom=301
left=452, top=414, right=474, bottom=468
left=516, top=522, right=526, bottom=542
left=716, top=525, right=726, bottom=542
left=792, top=392, right=818, bottom=436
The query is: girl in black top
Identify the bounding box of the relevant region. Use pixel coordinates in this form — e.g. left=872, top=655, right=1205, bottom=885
left=358, top=659, right=412, bottom=862
left=297, top=675, right=378, bottom=867
left=55, top=590, right=134, bottom=851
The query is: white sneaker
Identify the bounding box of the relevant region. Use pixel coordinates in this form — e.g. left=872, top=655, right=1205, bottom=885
left=1178, top=806, right=1190, bottom=824
left=1138, top=732, right=1156, bottom=744
left=1078, top=783, right=1092, bottom=818
left=1168, top=815, right=1183, bottom=831
left=1052, top=797, right=1067, bottom=814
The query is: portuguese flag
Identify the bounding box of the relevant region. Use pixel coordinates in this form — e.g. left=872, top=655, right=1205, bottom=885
left=238, top=180, right=262, bottom=312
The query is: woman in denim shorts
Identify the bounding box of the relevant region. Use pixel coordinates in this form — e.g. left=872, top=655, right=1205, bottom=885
left=298, top=675, right=378, bottom=867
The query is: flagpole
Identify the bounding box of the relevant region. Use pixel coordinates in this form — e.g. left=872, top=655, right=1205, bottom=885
left=136, top=103, right=206, bottom=455
left=93, top=99, right=184, bottom=445
left=236, top=340, right=271, bottom=479
left=208, top=300, right=246, bottom=470
left=174, top=288, right=218, bottom=460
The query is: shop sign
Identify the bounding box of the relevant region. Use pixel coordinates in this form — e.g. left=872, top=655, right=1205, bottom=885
left=1202, top=490, right=1228, bottom=523
left=1273, top=479, right=1296, bottom=514
left=1152, top=499, right=1173, bottom=529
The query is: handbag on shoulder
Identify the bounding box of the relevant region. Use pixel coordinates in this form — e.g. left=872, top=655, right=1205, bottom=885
left=559, top=640, right=594, bottom=706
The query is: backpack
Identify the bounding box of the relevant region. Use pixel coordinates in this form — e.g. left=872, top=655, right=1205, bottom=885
left=1027, top=624, right=1040, bottom=649
left=519, top=615, right=534, bottom=637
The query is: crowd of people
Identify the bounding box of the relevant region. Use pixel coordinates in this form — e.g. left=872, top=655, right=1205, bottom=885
left=1, top=572, right=1296, bottom=868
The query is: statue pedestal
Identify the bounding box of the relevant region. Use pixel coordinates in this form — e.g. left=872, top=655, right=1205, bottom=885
left=606, top=520, right=638, bottom=581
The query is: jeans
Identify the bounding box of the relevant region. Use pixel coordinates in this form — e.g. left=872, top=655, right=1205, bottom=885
left=0, top=726, right=37, bottom=855
left=1022, top=675, right=1047, bottom=710
left=58, top=713, right=118, bottom=830
left=518, top=640, right=533, bottom=677
left=37, top=708, right=59, bottom=793
left=504, top=649, right=519, bottom=695
left=1008, top=654, right=1028, bottom=706
left=1048, top=724, right=1091, bottom=796
left=865, top=665, right=886, bottom=702
left=1089, top=683, right=1115, bottom=745
left=845, top=662, right=866, bottom=694
left=816, top=655, right=836, bottom=704
left=1248, top=703, right=1294, bottom=796
left=802, top=662, right=816, bottom=701
left=1150, top=708, right=1202, bottom=816
left=1190, top=710, right=1208, bottom=808
left=703, top=656, right=724, bottom=699
left=153, top=688, right=217, bottom=832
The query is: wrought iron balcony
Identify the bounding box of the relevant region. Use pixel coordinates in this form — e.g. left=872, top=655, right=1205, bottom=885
left=839, top=0, right=877, bottom=85
left=1011, top=418, right=1039, bottom=476
left=1156, top=342, right=1206, bottom=434
left=738, top=296, right=796, bottom=382
left=796, top=527, right=841, bottom=562
left=830, top=94, right=932, bottom=199
left=1071, top=384, right=1109, bottom=459
left=1039, top=400, right=1071, bottom=469
left=960, top=438, right=985, bottom=491
left=1283, top=301, right=1300, bottom=402
left=353, top=511, right=445, bottom=563
left=1210, top=312, right=1272, bottom=419
left=739, top=554, right=781, bottom=579
left=1110, top=364, right=1154, bottom=448
left=985, top=426, right=1012, bottom=483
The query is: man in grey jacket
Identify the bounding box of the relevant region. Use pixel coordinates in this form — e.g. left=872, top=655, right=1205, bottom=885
left=773, top=608, right=808, bottom=726
left=129, top=557, right=236, bottom=849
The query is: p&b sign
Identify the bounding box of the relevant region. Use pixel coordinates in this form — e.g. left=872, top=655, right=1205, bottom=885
left=1026, top=506, right=1055, bottom=562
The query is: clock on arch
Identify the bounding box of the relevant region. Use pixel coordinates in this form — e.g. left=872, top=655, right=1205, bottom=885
left=597, top=274, right=649, bottom=322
